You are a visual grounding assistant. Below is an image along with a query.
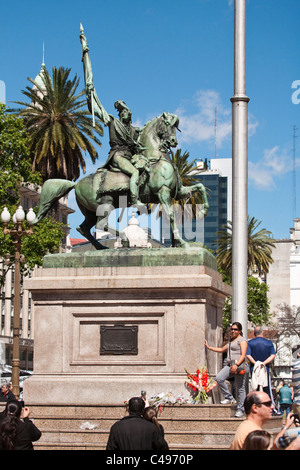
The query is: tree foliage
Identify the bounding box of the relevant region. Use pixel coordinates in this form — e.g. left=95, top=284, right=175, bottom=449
left=274, top=304, right=300, bottom=340
left=222, top=276, right=272, bottom=331
left=0, top=105, right=65, bottom=284
left=11, top=66, right=103, bottom=182
left=0, top=103, right=41, bottom=204
left=170, top=149, right=207, bottom=219
left=266, top=304, right=300, bottom=358
left=170, top=149, right=199, bottom=185
left=214, top=216, right=276, bottom=277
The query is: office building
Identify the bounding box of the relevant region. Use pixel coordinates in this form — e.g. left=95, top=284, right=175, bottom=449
left=161, top=157, right=232, bottom=251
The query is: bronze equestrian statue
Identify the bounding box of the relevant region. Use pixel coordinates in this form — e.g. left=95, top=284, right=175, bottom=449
left=32, top=25, right=209, bottom=250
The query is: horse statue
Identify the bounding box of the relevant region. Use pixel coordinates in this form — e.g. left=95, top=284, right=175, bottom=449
left=32, top=112, right=209, bottom=250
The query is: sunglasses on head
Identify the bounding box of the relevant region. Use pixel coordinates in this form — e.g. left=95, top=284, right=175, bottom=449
left=259, top=400, right=273, bottom=408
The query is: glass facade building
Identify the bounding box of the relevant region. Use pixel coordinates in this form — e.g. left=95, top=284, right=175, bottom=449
left=192, top=173, right=228, bottom=251
left=161, top=158, right=231, bottom=252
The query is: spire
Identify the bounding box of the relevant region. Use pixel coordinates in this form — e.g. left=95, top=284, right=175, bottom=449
left=42, top=41, right=45, bottom=67
left=32, top=43, right=47, bottom=102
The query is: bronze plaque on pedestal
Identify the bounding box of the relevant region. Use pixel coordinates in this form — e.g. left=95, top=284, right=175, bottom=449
left=100, top=324, right=138, bottom=355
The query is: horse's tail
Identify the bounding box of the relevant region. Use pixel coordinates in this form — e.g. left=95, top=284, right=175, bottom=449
left=33, top=179, right=76, bottom=224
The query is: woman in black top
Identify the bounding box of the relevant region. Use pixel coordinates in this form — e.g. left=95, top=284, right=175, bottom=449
left=143, top=406, right=165, bottom=437
left=0, top=400, right=42, bottom=450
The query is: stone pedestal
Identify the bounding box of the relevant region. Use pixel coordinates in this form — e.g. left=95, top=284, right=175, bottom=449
left=23, top=248, right=231, bottom=405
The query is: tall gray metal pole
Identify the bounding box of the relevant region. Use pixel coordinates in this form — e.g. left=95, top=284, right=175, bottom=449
left=230, top=0, right=249, bottom=338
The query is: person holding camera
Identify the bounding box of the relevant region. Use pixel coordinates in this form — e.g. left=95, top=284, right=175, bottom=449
left=0, top=399, right=41, bottom=450
left=230, top=391, right=275, bottom=449
left=205, top=321, right=248, bottom=418
left=106, top=396, right=168, bottom=450
left=275, top=412, right=300, bottom=450
left=231, top=390, right=300, bottom=450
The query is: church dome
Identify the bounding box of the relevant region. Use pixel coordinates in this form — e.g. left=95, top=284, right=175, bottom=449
left=33, top=64, right=46, bottom=91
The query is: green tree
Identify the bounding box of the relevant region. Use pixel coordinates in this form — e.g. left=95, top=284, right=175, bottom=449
left=0, top=207, right=65, bottom=282
left=170, top=149, right=199, bottom=185
left=11, top=66, right=103, bottom=182
left=214, top=216, right=276, bottom=277
left=0, top=104, right=41, bottom=203
left=170, top=149, right=206, bottom=219
left=269, top=304, right=300, bottom=356
left=222, top=276, right=272, bottom=331
left=214, top=215, right=275, bottom=332
left=0, top=105, right=65, bottom=284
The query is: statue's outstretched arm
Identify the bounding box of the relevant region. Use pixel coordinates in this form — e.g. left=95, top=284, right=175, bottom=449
left=80, top=23, right=110, bottom=126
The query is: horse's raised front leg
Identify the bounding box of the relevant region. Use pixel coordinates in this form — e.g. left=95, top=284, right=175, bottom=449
left=158, top=186, right=189, bottom=248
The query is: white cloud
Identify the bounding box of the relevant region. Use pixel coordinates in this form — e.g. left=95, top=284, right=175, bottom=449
left=248, top=161, right=276, bottom=191
left=248, top=114, right=259, bottom=138
left=249, top=146, right=300, bottom=191
left=175, top=89, right=232, bottom=148
left=174, top=89, right=258, bottom=149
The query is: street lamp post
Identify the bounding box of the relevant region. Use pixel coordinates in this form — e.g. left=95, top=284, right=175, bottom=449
left=1, top=205, right=35, bottom=398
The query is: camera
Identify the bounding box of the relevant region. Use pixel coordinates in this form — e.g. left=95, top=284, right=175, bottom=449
left=276, top=428, right=300, bottom=449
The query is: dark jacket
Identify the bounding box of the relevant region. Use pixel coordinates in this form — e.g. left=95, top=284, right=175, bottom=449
left=106, top=413, right=169, bottom=451
left=0, top=390, right=16, bottom=402
left=0, top=417, right=42, bottom=450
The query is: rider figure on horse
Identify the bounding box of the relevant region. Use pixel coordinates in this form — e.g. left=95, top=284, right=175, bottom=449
left=100, top=99, right=146, bottom=206
left=80, top=25, right=146, bottom=206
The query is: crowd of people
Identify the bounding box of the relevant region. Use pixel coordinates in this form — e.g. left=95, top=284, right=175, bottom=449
left=204, top=324, right=300, bottom=450
left=106, top=389, right=300, bottom=450
left=0, top=323, right=299, bottom=451
left=205, top=324, right=300, bottom=417
left=106, top=396, right=168, bottom=450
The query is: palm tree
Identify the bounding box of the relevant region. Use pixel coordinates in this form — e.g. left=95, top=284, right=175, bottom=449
left=12, top=66, right=103, bottom=182
left=171, top=149, right=198, bottom=185
left=170, top=149, right=207, bottom=220
left=214, top=216, right=276, bottom=277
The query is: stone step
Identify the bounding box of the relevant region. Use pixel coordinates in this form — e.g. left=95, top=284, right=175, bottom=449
left=24, top=403, right=236, bottom=419
left=35, top=427, right=282, bottom=450
left=1, top=403, right=283, bottom=451
left=33, top=441, right=226, bottom=451
left=34, top=424, right=283, bottom=451
left=32, top=415, right=245, bottom=432
left=35, top=427, right=236, bottom=445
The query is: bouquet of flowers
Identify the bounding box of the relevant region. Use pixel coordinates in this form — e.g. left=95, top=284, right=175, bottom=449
left=185, top=366, right=217, bottom=404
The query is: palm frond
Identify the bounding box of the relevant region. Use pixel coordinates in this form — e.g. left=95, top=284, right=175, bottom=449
left=9, top=66, right=103, bottom=181
left=214, top=217, right=275, bottom=276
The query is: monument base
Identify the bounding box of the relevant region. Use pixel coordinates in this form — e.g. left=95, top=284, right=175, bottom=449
left=24, top=248, right=231, bottom=405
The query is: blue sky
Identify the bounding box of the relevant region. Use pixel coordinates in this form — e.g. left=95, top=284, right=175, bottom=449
left=1, top=0, right=300, bottom=240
